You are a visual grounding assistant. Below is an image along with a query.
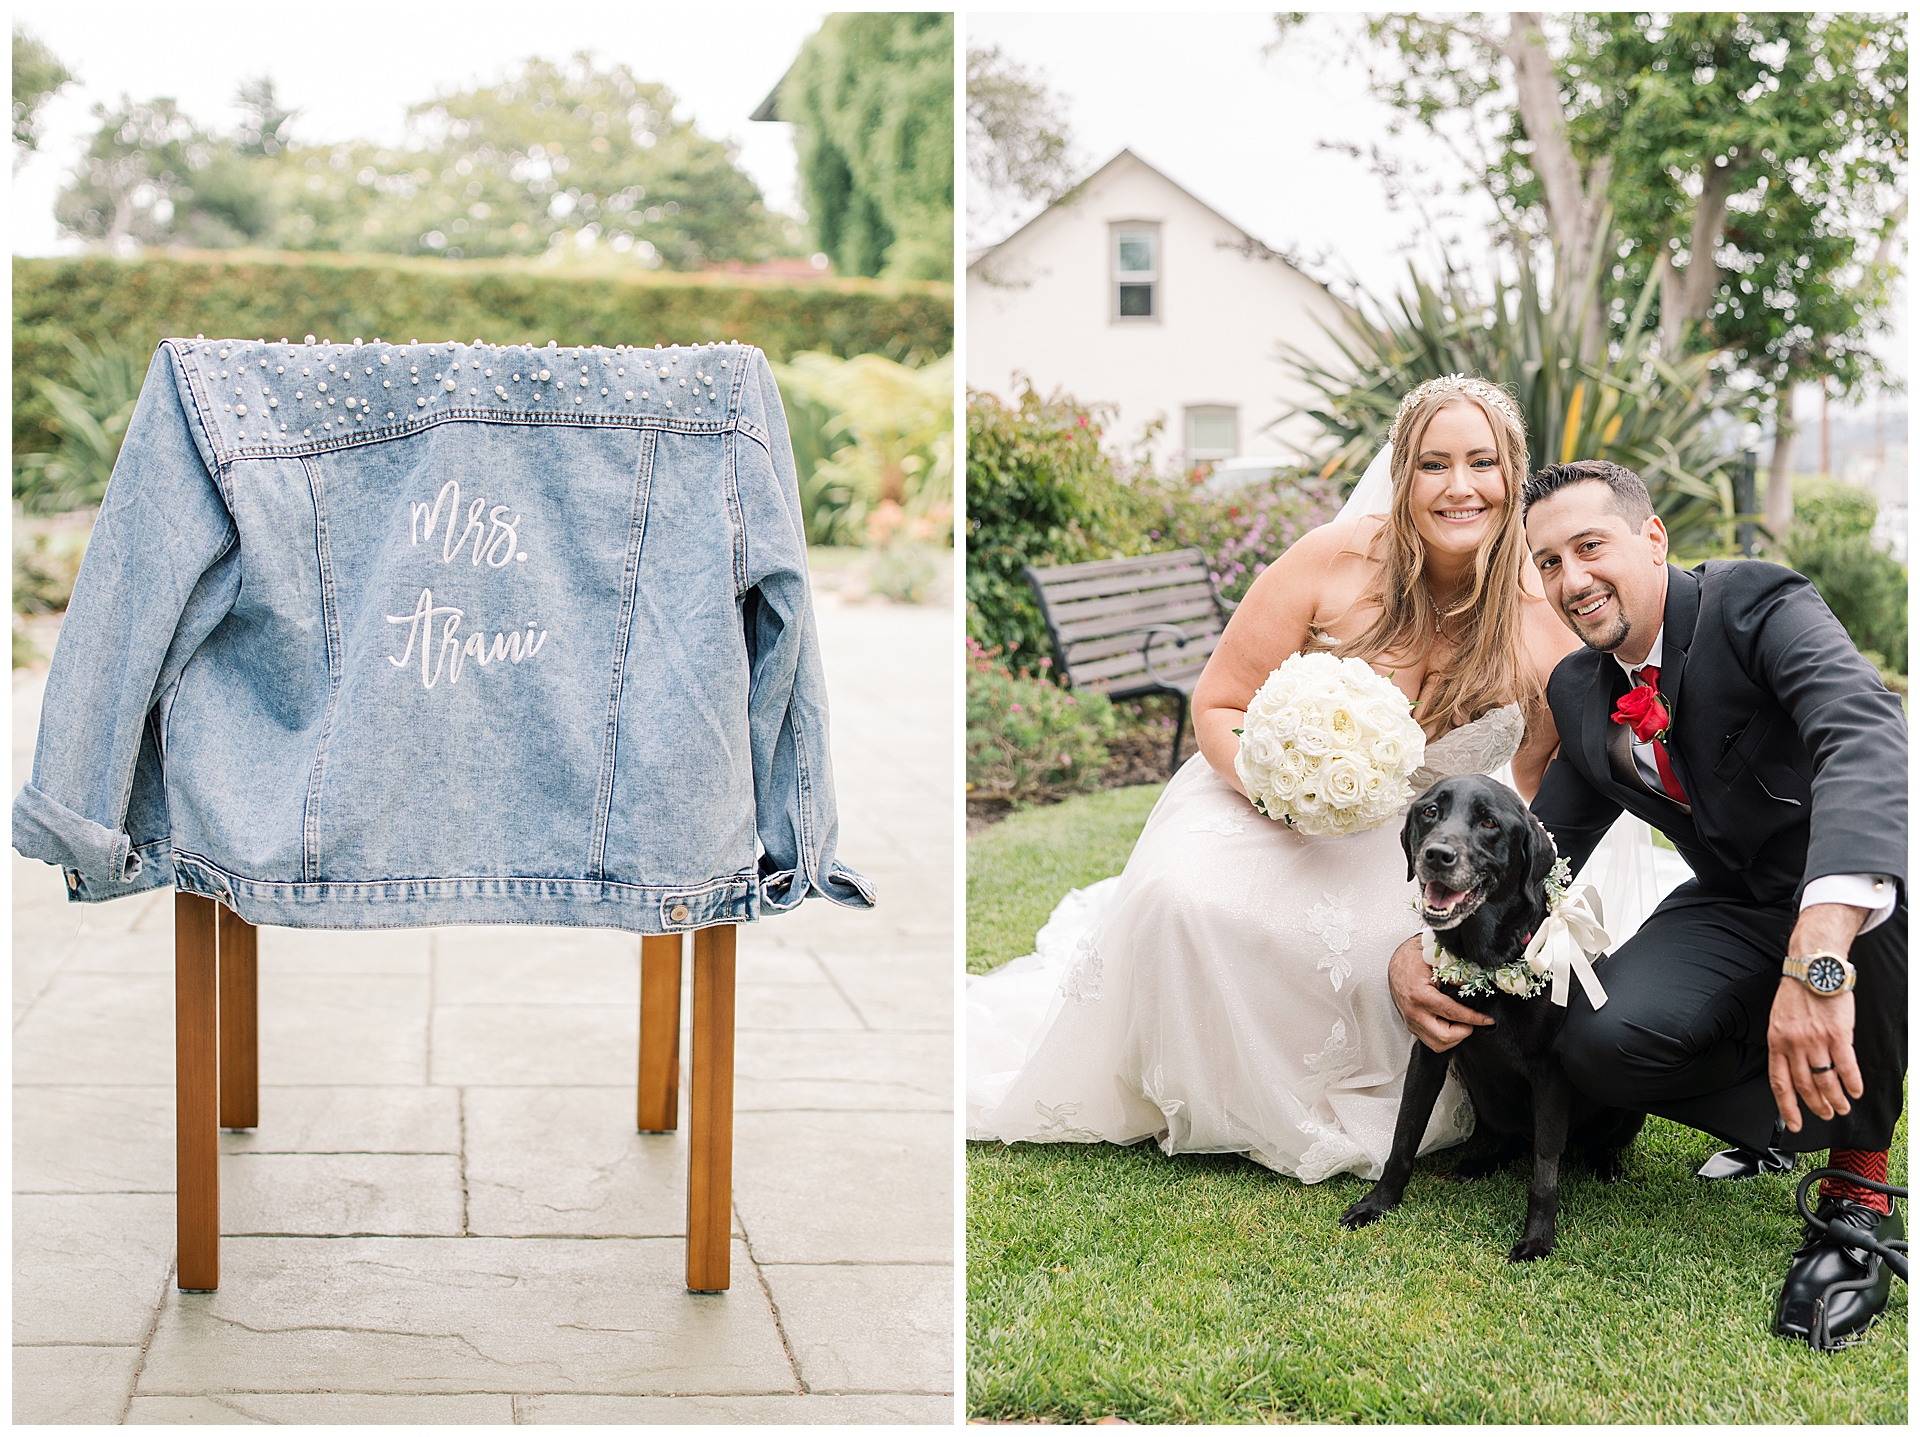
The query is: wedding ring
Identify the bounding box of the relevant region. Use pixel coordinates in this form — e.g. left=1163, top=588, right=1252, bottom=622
left=1809, top=1062, right=1835, bottom=1074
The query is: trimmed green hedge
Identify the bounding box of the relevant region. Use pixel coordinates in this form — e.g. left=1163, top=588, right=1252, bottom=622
left=14, top=250, right=952, bottom=455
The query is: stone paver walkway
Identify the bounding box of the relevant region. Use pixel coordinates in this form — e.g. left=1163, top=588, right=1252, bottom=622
left=12, top=571, right=955, bottom=1425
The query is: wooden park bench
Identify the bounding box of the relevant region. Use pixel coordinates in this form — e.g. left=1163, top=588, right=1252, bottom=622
left=1022, top=548, right=1237, bottom=778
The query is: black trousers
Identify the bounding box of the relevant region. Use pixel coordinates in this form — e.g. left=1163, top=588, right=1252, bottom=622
left=1556, top=883, right=1908, bottom=1155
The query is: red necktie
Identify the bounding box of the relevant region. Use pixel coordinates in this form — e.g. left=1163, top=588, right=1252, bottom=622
left=1634, top=665, right=1688, bottom=805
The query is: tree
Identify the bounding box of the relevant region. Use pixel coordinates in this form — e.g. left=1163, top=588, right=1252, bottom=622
left=53, top=95, right=270, bottom=250
left=288, top=53, right=794, bottom=266
left=1287, top=13, right=1907, bottom=533
left=50, top=56, right=794, bottom=268
left=12, top=26, right=74, bottom=173
left=1567, top=13, right=1907, bottom=531
left=231, top=76, right=297, bottom=157
left=965, top=44, right=1076, bottom=249
left=1780, top=478, right=1907, bottom=675
left=781, top=13, right=954, bottom=280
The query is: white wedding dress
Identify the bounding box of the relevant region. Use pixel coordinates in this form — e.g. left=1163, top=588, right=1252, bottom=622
left=966, top=705, right=1676, bottom=1183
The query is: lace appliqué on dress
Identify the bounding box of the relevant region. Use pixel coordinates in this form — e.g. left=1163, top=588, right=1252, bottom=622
left=1295, top=1119, right=1366, bottom=1184
left=1306, top=886, right=1359, bottom=991
left=1303, top=1018, right=1362, bottom=1085
left=1448, top=1089, right=1475, bottom=1138
left=1140, top=1064, right=1185, bottom=1121
left=1186, top=814, right=1247, bottom=837
left=1060, top=933, right=1103, bottom=1004
left=1031, top=1101, right=1102, bottom=1141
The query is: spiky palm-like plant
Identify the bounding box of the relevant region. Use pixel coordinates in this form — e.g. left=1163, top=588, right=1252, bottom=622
left=1280, top=241, right=1751, bottom=555
left=13, top=334, right=149, bottom=515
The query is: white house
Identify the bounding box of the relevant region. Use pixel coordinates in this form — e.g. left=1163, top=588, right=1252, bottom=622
left=967, top=149, right=1356, bottom=472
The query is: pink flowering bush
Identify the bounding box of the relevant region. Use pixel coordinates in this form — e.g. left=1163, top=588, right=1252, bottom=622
left=1115, top=466, right=1344, bottom=605
left=966, top=639, right=1117, bottom=805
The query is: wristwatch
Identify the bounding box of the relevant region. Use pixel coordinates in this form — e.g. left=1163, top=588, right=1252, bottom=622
left=1782, top=950, right=1856, bottom=997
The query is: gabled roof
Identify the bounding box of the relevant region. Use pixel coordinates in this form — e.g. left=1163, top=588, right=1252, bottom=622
left=749, top=68, right=788, bottom=122
left=971, top=148, right=1300, bottom=274
left=749, top=73, right=786, bottom=122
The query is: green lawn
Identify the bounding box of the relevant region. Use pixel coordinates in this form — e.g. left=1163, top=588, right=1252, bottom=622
left=967, top=788, right=1908, bottom=1424
left=965, top=784, right=1164, bottom=974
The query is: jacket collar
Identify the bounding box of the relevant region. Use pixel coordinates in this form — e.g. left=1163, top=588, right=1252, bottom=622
left=1578, top=563, right=1700, bottom=805
left=1652, top=563, right=1701, bottom=722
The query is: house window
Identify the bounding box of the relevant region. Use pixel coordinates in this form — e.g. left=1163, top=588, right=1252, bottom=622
left=1112, top=223, right=1160, bottom=321
left=1186, top=406, right=1238, bottom=460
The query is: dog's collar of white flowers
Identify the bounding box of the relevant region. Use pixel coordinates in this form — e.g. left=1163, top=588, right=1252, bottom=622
left=1421, top=857, right=1612, bottom=1008
left=1422, top=929, right=1551, bottom=999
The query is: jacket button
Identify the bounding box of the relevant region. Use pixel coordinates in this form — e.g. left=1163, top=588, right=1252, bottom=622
left=669, top=904, right=691, bottom=923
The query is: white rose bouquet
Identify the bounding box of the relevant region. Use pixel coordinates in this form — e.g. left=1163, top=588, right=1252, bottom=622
left=1233, top=651, right=1428, bottom=837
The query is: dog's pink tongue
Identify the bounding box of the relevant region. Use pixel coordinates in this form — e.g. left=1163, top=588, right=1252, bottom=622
left=1425, top=881, right=1462, bottom=911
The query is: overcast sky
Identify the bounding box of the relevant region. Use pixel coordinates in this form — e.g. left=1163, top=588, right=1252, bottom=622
left=10, top=2, right=828, bottom=255
left=968, top=11, right=1494, bottom=303
left=967, top=10, right=1904, bottom=413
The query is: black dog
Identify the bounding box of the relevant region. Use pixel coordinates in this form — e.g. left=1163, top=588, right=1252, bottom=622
left=1338, top=774, right=1644, bottom=1261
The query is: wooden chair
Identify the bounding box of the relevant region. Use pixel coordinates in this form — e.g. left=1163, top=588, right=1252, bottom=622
left=172, top=893, right=736, bottom=1293
left=1021, top=547, right=1237, bottom=777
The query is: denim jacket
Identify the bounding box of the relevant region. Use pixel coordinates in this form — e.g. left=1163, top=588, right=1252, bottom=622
left=13, top=335, right=873, bottom=934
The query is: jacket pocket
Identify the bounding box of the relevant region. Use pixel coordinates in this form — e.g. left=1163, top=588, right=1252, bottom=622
left=1712, top=711, right=1771, bottom=781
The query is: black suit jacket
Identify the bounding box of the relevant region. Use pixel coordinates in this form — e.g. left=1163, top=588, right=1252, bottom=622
left=1531, top=560, right=1908, bottom=910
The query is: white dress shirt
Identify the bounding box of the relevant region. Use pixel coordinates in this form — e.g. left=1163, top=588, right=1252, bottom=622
left=1616, top=629, right=1895, bottom=932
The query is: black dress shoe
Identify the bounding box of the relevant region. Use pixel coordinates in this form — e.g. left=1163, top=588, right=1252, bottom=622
left=1772, top=1197, right=1903, bottom=1349
left=1696, top=1146, right=1796, bottom=1181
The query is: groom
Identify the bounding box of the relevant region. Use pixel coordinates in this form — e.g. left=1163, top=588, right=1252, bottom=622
left=1390, top=458, right=1906, bottom=1349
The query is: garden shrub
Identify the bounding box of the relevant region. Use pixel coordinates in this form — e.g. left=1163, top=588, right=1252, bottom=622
left=13, top=511, right=94, bottom=615
left=966, top=381, right=1341, bottom=664
left=774, top=350, right=953, bottom=547
left=870, top=542, right=942, bottom=604
left=965, top=384, right=1124, bottom=662
left=1782, top=478, right=1907, bottom=675
left=13, top=252, right=952, bottom=459
left=1109, top=465, right=1343, bottom=604
left=774, top=378, right=862, bottom=546
left=967, top=639, right=1117, bottom=805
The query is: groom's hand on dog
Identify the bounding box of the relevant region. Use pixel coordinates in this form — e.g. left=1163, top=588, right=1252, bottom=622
left=1388, top=933, right=1494, bottom=1052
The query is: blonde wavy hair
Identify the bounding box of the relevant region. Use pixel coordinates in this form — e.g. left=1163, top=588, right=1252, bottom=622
left=1332, top=376, right=1538, bottom=737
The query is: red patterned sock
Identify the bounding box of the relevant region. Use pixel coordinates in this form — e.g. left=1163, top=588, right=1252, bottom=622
left=1820, top=1148, right=1892, bottom=1215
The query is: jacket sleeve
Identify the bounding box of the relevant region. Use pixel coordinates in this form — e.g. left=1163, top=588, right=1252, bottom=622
left=731, top=350, right=875, bottom=914
left=12, top=344, right=239, bottom=901
left=1530, top=751, right=1624, bottom=881
left=1529, top=659, right=1624, bottom=879
left=1721, top=561, right=1908, bottom=904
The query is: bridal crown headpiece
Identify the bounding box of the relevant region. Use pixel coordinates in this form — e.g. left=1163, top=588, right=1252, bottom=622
left=1388, top=374, right=1527, bottom=453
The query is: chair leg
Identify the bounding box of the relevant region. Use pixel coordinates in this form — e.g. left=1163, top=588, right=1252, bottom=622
left=1168, top=692, right=1190, bottom=778
left=175, top=893, right=220, bottom=1292
left=637, top=934, right=683, bottom=1132
left=217, top=906, right=258, bottom=1131
left=686, top=924, right=735, bottom=1292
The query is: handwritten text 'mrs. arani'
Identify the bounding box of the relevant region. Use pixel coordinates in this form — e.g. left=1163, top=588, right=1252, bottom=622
left=388, top=481, right=547, bottom=689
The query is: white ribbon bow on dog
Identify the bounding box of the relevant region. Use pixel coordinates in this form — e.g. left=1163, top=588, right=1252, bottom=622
left=1523, top=882, right=1611, bottom=1009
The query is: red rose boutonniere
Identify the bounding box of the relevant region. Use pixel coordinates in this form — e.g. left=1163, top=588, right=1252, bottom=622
left=1611, top=685, right=1671, bottom=743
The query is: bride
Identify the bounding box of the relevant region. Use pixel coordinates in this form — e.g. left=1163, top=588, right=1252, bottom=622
left=967, top=375, right=1667, bottom=1181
